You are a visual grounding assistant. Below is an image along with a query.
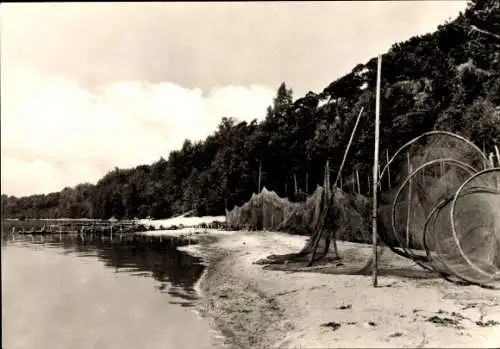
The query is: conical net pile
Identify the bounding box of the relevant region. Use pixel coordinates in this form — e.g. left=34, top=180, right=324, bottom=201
left=378, top=131, right=500, bottom=287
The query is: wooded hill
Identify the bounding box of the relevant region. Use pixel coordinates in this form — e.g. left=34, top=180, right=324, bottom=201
left=2, top=0, right=499, bottom=220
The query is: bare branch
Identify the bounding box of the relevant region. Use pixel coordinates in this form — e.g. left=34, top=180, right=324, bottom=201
left=469, top=25, right=500, bottom=42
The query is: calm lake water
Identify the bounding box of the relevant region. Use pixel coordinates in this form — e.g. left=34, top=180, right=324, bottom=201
left=1, top=234, right=225, bottom=349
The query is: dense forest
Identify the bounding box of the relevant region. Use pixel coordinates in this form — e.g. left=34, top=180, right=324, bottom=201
left=2, top=0, right=499, bottom=220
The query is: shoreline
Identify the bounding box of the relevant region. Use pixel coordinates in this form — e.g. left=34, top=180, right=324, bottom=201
left=194, top=241, right=291, bottom=349
left=179, top=230, right=500, bottom=349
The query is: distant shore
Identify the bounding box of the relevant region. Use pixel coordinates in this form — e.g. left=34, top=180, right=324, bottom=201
left=178, top=230, right=500, bottom=349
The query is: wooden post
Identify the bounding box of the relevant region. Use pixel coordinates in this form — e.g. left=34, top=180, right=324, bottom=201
left=372, top=54, right=382, bottom=287
left=495, top=144, right=500, bottom=189
left=386, top=148, right=391, bottom=189
left=324, top=160, right=330, bottom=193
left=352, top=171, right=356, bottom=193
left=294, top=172, right=298, bottom=196
left=356, top=169, right=361, bottom=195
left=258, top=159, right=262, bottom=193
left=332, top=107, right=364, bottom=189
left=367, top=174, right=371, bottom=195
left=483, top=140, right=488, bottom=168
left=495, top=144, right=500, bottom=167
left=309, top=106, right=363, bottom=266
left=406, top=152, right=412, bottom=249
left=305, top=172, right=309, bottom=195
left=327, top=161, right=331, bottom=194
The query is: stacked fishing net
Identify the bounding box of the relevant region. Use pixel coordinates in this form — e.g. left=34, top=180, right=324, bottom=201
left=225, top=187, right=300, bottom=231
left=226, top=184, right=371, bottom=243
left=226, top=186, right=331, bottom=234
left=378, top=131, right=500, bottom=287
left=277, top=186, right=324, bottom=235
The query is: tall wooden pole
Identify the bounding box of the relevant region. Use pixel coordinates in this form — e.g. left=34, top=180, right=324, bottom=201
left=386, top=148, right=392, bottom=189
left=305, top=172, right=309, bottom=195
left=258, top=159, right=262, bottom=193
left=332, top=107, right=364, bottom=189
left=495, top=144, right=500, bottom=167
left=406, top=153, right=412, bottom=249
left=352, top=171, right=356, bottom=193
left=495, top=144, right=500, bottom=188
left=372, top=54, right=382, bottom=287
left=294, top=172, right=298, bottom=196
left=367, top=174, right=371, bottom=195
left=356, top=169, right=361, bottom=195
left=325, top=160, right=330, bottom=194
left=483, top=140, right=487, bottom=168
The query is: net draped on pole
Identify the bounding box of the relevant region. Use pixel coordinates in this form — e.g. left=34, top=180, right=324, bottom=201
left=227, top=131, right=499, bottom=288
left=378, top=130, right=500, bottom=288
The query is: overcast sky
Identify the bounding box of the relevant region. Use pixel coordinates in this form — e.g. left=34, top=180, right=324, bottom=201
left=1, top=1, right=468, bottom=197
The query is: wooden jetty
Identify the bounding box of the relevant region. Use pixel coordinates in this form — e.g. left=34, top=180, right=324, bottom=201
left=2, top=219, right=144, bottom=237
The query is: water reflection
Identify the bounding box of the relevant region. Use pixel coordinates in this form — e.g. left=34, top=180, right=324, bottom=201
left=2, top=233, right=224, bottom=349
left=3, top=233, right=206, bottom=307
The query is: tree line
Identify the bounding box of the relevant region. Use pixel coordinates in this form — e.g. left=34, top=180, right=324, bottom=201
left=2, top=0, right=499, bottom=220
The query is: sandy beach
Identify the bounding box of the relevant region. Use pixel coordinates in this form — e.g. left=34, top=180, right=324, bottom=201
left=181, top=230, right=500, bottom=349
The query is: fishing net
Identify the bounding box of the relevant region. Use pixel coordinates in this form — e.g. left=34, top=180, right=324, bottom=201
left=225, top=187, right=301, bottom=231
left=236, top=185, right=382, bottom=275
left=424, top=169, right=500, bottom=285
left=378, top=131, right=500, bottom=287
left=232, top=130, right=499, bottom=287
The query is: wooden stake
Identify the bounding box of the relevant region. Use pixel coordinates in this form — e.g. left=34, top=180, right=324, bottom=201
left=332, top=107, right=364, bottom=189
left=294, top=172, right=298, bottom=196
left=258, top=159, right=262, bottom=193
left=352, top=171, right=356, bottom=193
left=483, top=140, right=487, bottom=168
left=495, top=144, right=500, bottom=189
left=372, top=54, right=382, bottom=288
left=309, top=105, right=363, bottom=266
left=325, top=160, right=330, bottom=194
left=367, top=174, right=371, bottom=195
left=406, top=153, right=412, bottom=248
left=356, top=169, right=361, bottom=195
left=305, top=172, right=309, bottom=195
left=495, top=144, right=500, bottom=167
left=386, top=148, right=392, bottom=189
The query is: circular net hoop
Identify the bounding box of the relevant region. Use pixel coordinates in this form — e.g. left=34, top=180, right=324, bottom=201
left=449, top=169, right=500, bottom=285
left=377, top=131, right=500, bottom=287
